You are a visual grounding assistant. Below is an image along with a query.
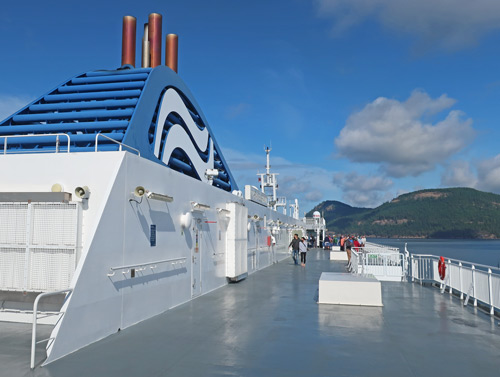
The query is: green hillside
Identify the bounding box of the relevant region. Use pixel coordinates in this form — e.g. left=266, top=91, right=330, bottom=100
left=306, top=200, right=371, bottom=219
left=310, top=188, right=500, bottom=239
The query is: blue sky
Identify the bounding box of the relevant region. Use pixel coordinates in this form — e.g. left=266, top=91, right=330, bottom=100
left=1, top=0, right=500, bottom=215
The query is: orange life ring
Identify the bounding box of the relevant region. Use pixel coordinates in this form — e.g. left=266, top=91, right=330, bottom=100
left=438, top=256, right=446, bottom=280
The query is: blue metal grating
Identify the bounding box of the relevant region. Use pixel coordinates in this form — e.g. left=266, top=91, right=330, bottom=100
left=0, top=67, right=151, bottom=153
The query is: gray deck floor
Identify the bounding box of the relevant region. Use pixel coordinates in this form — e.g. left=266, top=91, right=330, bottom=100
left=2, top=249, right=500, bottom=377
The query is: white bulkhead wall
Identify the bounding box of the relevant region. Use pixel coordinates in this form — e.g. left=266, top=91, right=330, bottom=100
left=0, top=151, right=304, bottom=364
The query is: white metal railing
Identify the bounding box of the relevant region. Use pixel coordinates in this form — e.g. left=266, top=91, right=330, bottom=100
left=275, top=197, right=287, bottom=206
left=351, top=248, right=406, bottom=281
left=1, top=132, right=141, bottom=157
left=363, top=242, right=400, bottom=253
left=107, top=257, right=187, bottom=277
left=304, top=218, right=317, bottom=227
left=410, top=254, right=500, bottom=316
left=31, top=288, right=73, bottom=369
left=350, top=250, right=359, bottom=273
left=95, top=133, right=140, bottom=156
left=2, top=133, right=71, bottom=154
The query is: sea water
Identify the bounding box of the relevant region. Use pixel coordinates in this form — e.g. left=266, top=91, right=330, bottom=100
left=370, top=238, right=500, bottom=269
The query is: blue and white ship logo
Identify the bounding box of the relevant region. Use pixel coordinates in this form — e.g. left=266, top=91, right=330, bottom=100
left=153, top=88, right=215, bottom=185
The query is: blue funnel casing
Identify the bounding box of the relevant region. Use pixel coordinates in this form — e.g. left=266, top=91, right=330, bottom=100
left=0, top=66, right=237, bottom=192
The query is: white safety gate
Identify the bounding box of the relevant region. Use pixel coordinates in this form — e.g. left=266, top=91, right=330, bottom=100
left=351, top=243, right=407, bottom=282
left=0, top=202, right=81, bottom=292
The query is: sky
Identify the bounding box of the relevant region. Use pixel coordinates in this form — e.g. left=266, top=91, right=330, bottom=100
left=1, top=0, right=500, bottom=215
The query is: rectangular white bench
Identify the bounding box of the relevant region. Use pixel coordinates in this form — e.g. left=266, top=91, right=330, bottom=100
left=318, top=272, right=383, bottom=306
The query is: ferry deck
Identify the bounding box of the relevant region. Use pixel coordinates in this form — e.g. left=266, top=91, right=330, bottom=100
left=2, top=248, right=499, bottom=377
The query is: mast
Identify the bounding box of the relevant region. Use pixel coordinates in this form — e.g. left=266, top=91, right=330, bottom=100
left=257, top=146, right=279, bottom=211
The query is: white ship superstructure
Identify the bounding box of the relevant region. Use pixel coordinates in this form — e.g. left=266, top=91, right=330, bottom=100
left=1, top=13, right=499, bottom=376
left=0, top=14, right=305, bottom=366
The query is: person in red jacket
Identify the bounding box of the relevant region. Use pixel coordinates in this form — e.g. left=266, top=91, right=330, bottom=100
left=353, top=238, right=361, bottom=252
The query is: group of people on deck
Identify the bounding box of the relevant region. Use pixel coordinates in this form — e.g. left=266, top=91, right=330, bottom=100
left=339, top=235, right=366, bottom=270
left=323, top=235, right=366, bottom=250
left=287, top=234, right=366, bottom=269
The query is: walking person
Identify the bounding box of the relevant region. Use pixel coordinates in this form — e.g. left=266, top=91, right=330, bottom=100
left=299, top=237, right=308, bottom=267
left=345, top=235, right=353, bottom=270
left=289, top=234, right=300, bottom=265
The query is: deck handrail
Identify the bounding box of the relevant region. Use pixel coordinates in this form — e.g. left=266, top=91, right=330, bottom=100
left=364, top=241, right=400, bottom=252
left=95, top=132, right=140, bottom=156
left=107, top=257, right=187, bottom=276
left=351, top=248, right=406, bottom=281
left=31, top=288, right=73, bottom=369
left=411, top=253, right=500, bottom=272
left=2, top=133, right=71, bottom=154
left=410, top=253, right=500, bottom=316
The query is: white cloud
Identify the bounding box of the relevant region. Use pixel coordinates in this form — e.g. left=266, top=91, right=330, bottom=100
left=222, top=148, right=262, bottom=172
left=0, top=94, right=33, bottom=122
left=334, top=90, right=475, bottom=177
left=224, top=103, right=251, bottom=120
left=305, top=190, right=323, bottom=201
left=333, top=172, right=393, bottom=207
left=441, top=160, right=477, bottom=188
left=395, top=188, right=410, bottom=198
left=476, top=154, right=500, bottom=194
left=437, top=156, right=500, bottom=194
left=223, top=147, right=336, bottom=213
left=315, top=0, right=500, bottom=51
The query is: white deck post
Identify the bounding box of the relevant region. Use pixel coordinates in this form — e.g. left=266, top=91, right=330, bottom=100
left=459, top=262, right=463, bottom=300
left=410, top=254, right=414, bottom=282
left=472, top=265, right=477, bottom=307
left=448, top=259, right=452, bottom=295
left=488, top=268, right=494, bottom=315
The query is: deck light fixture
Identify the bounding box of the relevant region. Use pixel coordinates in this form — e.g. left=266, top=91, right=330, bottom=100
left=146, top=192, right=173, bottom=202
left=134, top=186, right=174, bottom=203
left=191, top=202, right=211, bottom=211
left=133, top=186, right=173, bottom=202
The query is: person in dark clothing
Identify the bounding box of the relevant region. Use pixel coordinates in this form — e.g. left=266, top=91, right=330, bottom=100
left=345, top=236, right=353, bottom=270
left=289, top=234, right=300, bottom=265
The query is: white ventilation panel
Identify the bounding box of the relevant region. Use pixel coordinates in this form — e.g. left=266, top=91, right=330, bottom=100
left=0, top=202, right=81, bottom=292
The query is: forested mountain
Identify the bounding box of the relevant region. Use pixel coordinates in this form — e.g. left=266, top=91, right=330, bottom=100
left=308, top=188, right=500, bottom=239
left=306, top=200, right=371, bottom=219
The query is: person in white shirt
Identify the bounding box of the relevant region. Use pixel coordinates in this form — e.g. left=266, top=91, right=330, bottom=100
left=299, top=237, right=308, bottom=267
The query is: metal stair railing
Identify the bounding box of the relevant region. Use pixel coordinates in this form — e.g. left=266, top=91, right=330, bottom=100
left=31, top=288, right=73, bottom=369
